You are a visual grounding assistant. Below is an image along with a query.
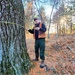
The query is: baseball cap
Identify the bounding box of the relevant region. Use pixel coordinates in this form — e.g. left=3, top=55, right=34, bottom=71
left=34, top=17, right=40, bottom=21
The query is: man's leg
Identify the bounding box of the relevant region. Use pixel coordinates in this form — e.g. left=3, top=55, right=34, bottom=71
left=39, top=39, right=45, bottom=68
left=34, top=40, right=39, bottom=61
left=39, top=39, right=45, bottom=61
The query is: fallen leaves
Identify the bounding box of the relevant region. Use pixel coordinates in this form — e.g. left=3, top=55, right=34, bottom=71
left=26, top=34, right=75, bottom=75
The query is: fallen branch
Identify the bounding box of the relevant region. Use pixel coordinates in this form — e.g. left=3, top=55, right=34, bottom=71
left=67, top=46, right=75, bottom=54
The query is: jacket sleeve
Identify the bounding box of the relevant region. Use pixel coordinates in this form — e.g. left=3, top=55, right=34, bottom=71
left=28, top=29, right=34, bottom=34
left=39, top=23, right=46, bottom=32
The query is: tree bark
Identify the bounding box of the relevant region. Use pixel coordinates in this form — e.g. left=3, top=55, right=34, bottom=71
left=0, top=0, right=31, bottom=75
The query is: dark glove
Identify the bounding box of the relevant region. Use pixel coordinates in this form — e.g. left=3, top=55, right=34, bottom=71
left=28, top=29, right=34, bottom=34
left=28, top=29, right=32, bottom=32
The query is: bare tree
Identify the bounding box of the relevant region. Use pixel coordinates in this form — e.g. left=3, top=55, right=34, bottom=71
left=0, top=0, right=31, bottom=75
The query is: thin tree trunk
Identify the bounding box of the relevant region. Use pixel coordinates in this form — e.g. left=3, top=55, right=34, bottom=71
left=48, top=1, right=55, bottom=38
left=0, top=0, right=31, bottom=75
left=70, top=23, right=72, bottom=34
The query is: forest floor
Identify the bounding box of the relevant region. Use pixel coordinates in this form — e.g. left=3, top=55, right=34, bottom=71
left=26, top=33, right=75, bottom=75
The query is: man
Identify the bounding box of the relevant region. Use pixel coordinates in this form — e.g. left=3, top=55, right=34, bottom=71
left=28, top=17, right=46, bottom=68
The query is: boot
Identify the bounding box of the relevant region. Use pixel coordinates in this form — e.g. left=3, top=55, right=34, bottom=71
left=32, top=58, right=39, bottom=61
left=40, top=60, right=45, bottom=68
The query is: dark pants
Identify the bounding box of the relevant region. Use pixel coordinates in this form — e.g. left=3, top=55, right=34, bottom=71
left=35, top=38, right=45, bottom=60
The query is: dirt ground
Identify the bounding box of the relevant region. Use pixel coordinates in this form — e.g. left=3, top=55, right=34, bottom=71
left=26, top=33, right=75, bottom=75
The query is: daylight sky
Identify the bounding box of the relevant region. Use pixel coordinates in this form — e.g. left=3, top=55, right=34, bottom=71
left=22, top=0, right=54, bottom=17
left=45, top=5, right=55, bottom=17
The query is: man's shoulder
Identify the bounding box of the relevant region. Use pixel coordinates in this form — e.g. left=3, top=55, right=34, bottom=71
left=41, top=23, right=46, bottom=27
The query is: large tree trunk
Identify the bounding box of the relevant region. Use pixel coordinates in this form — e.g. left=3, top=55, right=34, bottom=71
left=0, top=0, right=31, bottom=75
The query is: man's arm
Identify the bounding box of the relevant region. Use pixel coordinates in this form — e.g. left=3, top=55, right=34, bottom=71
left=39, top=23, right=46, bottom=32
left=28, top=29, right=34, bottom=34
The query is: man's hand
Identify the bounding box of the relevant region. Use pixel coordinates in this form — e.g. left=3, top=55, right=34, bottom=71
left=35, top=27, right=40, bottom=30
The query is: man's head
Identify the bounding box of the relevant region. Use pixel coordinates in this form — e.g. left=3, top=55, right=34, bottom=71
left=34, top=17, right=41, bottom=24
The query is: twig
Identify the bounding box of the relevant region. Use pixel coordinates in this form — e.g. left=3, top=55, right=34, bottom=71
left=67, top=46, right=75, bottom=54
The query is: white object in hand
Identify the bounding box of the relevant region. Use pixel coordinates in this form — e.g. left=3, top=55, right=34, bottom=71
left=35, top=27, right=40, bottom=30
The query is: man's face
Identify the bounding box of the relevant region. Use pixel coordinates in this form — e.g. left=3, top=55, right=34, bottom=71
left=34, top=19, right=40, bottom=24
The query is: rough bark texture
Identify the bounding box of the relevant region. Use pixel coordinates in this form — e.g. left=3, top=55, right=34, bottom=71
left=0, top=0, right=31, bottom=75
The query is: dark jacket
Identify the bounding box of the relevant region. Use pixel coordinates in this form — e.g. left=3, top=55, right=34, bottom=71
left=28, top=22, right=46, bottom=40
